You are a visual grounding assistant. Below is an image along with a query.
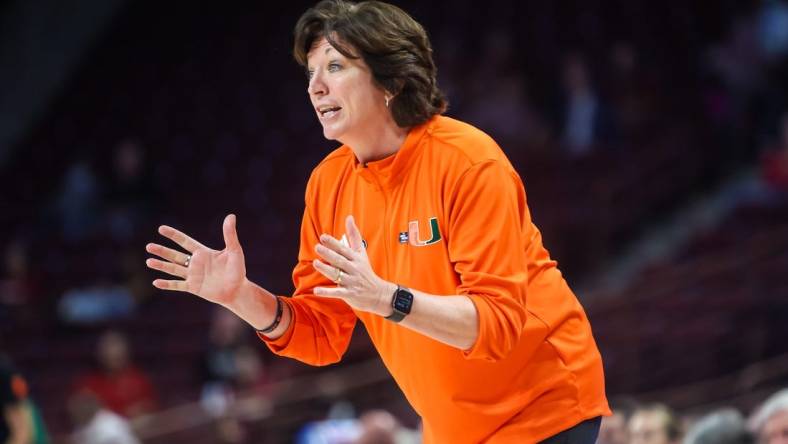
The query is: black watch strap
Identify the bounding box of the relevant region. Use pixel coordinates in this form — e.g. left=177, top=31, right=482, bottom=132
left=385, top=285, right=413, bottom=323
left=385, top=308, right=407, bottom=323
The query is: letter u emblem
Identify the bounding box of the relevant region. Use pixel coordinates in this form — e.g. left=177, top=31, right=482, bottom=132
left=408, top=217, right=442, bottom=247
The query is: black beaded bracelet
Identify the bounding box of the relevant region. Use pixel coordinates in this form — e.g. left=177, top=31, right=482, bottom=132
left=258, top=296, right=283, bottom=335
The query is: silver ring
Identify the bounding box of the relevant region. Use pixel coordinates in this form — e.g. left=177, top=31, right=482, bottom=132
left=335, top=269, right=343, bottom=285
left=184, top=255, right=192, bottom=267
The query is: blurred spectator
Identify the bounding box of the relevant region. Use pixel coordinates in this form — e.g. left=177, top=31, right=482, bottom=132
left=103, top=139, right=157, bottom=242
left=354, top=410, right=397, bottom=444
left=462, top=29, right=549, bottom=147
left=473, top=28, right=515, bottom=84
left=296, top=414, right=360, bottom=444
left=52, top=161, right=101, bottom=243
left=233, top=346, right=269, bottom=392
left=629, top=403, right=682, bottom=444
left=202, top=308, right=248, bottom=387
left=1, top=354, right=50, bottom=444
left=0, top=238, right=39, bottom=310
left=213, top=416, right=249, bottom=444
left=761, top=112, right=788, bottom=193
left=598, top=411, right=628, bottom=444
left=57, top=279, right=136, bottom=324
left=607, top=41, right=657, bottom=139
left=119, top=248, right=155, bottom=309
left=295, top=399, right=359, bottom=444
left=228, top=346, right=274, bottom=421
left=463, top=75, right=549, bottom=148
left=67, top=391, right=140, bottom=444
left=553, top=52, right=617, bottom=156
left=609, top=42, right=637, bottom=89
left=295, top=404, right=421, bottom=444
left=72, top=330, right=157, bottom=418
left=1, top=354, right=33, bottom=444
left=749, top=388, right=788, bottom=444
left=708, top=17, right=764, bottom=97
left=200, top=309, right=250, bottom=416
left=683, top=408, right=754, bottom=444
left=756, top=0, right=788, bottom=60
left=354, top=410, right=420, bottom=444
left=598, top=397, right=636, bottom=444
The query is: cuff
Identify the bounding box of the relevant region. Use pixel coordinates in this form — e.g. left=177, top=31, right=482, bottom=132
left=461, top=293, right=513, bottom=362
left=257, top=298, right=295, bottom=352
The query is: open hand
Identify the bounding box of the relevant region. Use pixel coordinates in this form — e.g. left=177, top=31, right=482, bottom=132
left=145, top=214, right=247, bottom=306
left=312, top=215, right=395, bottom=316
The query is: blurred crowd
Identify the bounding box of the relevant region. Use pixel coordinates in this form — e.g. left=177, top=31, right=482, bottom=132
left=1, top=0, right=788, bottom=442
left=1, top=138, right=157, bottom=326
left=6, top=340, right=788, bottom=444
left=596, top=392, right=788, bottom=444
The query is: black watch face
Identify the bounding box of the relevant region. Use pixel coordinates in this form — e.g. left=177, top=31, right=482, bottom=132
left=394, top=289, right=413, bottom=314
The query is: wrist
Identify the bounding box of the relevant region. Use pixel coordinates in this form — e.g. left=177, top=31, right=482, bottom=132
left=377, top=281, right=397, bottom=317
left=221, top=278, right=277, bottom=331
left=221, top=277, right=254, bottom=312
left=257, top=295, right=283, bottom=334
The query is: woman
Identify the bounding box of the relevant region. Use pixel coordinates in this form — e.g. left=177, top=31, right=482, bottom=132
left=145, top=1, right=610, bottom=442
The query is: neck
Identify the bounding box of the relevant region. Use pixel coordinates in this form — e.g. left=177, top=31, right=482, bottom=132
left=343, top=116, right=410, bottom=165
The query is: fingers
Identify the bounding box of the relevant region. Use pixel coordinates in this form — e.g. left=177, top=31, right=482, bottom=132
left=345, top=215, right=364, bottom=252
left=313, top=258, right=343, bottom=283
left=223, top=214, right=241, bottom=250
left=315, top=243, right=352, bottom=271
left=146, top=243, right=190, bottom=266
left=152, top=279, right=189, bottom=292
left=158, top=225, right=206, bottom=253
left=314, top=286, right=348, bottom=298
left=319, top=234, right=355, bottom=261
left=146, top=258, right=188, bottom=279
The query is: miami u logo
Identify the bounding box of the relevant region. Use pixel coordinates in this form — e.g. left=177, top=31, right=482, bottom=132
left=406, top=217, right=442, bottom=247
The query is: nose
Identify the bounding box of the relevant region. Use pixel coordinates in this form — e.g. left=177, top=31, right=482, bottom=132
left=308, top=70, right=327, bottom=97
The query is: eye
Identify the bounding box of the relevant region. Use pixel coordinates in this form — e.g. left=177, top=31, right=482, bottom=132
left=328, top=62, right=342, bottom=72
left=306, top=69, right=314, bottom=80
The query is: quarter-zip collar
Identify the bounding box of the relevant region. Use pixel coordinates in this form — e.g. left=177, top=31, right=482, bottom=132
left=353, top=115, right=436, bottom=189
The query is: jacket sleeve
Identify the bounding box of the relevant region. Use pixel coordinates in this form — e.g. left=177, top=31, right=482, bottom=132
left=257, top=177, right=357, bottom=366
left=446, top=160, right=530, bottom=362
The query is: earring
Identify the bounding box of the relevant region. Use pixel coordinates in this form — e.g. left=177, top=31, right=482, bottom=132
left=385, top=96, right=391, bottom=107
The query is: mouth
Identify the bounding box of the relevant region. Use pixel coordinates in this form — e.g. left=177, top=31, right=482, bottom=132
left=317, top=105, right=342, bottom=120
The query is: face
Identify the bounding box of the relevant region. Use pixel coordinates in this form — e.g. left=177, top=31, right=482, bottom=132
left=629, top=410, right=671, bottom=444
left=306, top=37, right=390, bottom=143
left=114, top=140, right=142, bottom=179
left=563, top=56, right=589, bottom=91
left=98, top=331, right=129, bottom=371
left=763, top=410, right=788, bottom=444
left=598, top=412, right=629, bottom=444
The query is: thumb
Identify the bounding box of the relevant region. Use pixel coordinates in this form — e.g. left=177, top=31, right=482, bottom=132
left=223, top=214, right=241, bottom=250
left=346, top=215, right=364, bottom=252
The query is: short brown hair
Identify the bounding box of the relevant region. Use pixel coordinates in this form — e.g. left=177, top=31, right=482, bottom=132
left=293, top=0, right=447, bottom=128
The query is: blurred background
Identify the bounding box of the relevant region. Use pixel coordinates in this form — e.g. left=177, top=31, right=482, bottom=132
left=1, top=0, right=787, bottom=443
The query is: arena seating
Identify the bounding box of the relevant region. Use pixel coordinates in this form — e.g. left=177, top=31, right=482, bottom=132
left=0, top=0, right=772, bottom=439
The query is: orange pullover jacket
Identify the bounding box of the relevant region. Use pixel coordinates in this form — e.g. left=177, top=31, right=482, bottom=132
left=260, top=115, right=609, bottom=443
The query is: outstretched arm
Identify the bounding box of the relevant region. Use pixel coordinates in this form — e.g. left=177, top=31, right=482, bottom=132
left=4, top=402, right=33, bottom=444
left=145, top=214, right=286, bottom=335
left=145, top=213, right=357, bottom=364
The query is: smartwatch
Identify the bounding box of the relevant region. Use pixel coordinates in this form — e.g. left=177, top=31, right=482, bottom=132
left=385, top=285, right=413, bottom=323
